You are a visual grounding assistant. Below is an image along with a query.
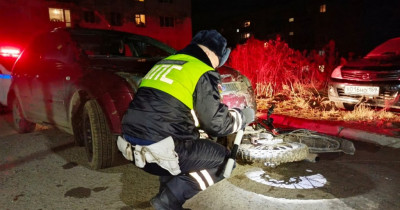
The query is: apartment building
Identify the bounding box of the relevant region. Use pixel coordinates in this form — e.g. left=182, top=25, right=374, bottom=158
left=0, top=0, right=191, bottom=50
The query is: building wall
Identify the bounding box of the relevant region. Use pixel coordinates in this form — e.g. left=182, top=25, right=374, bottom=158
left=74, top=0, right=192, bottom=50
left=0, top=0, right=50, bottom=47
left=0, top=0, right=191, bottom=50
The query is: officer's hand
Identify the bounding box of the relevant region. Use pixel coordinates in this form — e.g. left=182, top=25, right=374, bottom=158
left=242, top=107, right=255, bottom=126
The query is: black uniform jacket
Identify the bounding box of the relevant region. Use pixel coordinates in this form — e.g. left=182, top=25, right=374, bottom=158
left=121, top=44, right=239, bottom=142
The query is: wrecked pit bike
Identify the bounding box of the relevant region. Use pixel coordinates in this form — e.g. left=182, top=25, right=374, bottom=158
left=217, top=69, right=355, bottom=168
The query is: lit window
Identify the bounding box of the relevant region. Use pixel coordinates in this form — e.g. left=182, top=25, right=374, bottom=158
left=64, top=10, right=71, bottom=27
left=289, top=31, right=294, bottom=36
left=289, top=18, right=294, bottom=22
left=236, top=29, right=240, bottom=33
left=135, top=14, right=146, bottom=27
left=160, top=16, right=174, bottom=27
left=242, top=33, right=250, bottom=39
left=49, top=8, right=63, bottom=22
left=320, top=4, right=326, bottom=13
left=49, top=8, right=71, bottom=27
left=244, top=21, right=251, bottom=27
left=136, top=0, right=144, bottom=2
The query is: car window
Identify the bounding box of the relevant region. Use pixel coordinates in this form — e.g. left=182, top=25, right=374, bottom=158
left=130, top=40, right=170, bottom=58
left=42, top=36, right=71, bottom=61
left=70, top=34, right=103, bottom=56
left=71, top=33, right=172, bottom=58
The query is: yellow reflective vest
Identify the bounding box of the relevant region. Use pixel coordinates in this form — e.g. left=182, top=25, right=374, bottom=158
left=140, top=54, right=213, bottom=109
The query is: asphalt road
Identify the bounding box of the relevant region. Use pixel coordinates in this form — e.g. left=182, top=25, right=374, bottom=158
left=0, top=112, right=399, bottom=210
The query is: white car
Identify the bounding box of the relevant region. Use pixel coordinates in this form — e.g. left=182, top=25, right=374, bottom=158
left=328, top=37, right=400, bottom=110
left=0, top=46, right=20, bottom=107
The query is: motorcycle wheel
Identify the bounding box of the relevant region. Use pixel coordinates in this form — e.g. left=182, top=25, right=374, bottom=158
left=238, top=141, right=309, bottom=167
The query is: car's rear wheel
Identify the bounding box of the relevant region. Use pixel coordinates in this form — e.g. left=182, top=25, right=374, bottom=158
left=11, top=97, right=36, bottom=133
left=72, top=108, right=85, bottom=147
left=82, top=99, right=116, bottom=169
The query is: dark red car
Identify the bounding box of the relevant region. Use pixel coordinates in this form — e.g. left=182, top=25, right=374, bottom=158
left=9, top=28, right=256, bottom=169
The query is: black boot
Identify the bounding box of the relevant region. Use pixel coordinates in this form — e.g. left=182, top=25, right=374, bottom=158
left=159, top=176, right=173, bottom=194
left=150, top=187, right=184, bottom=210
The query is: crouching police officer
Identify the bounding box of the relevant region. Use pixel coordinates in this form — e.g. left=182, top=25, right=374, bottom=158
left=118, top=30, right=254, bottom=210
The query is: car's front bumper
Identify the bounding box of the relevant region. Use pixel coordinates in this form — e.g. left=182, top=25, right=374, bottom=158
left=328, top=80, right=400, bottom=109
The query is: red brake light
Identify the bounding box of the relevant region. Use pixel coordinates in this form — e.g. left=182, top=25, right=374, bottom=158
left=0, top=47, right=21, bottom=58
left=331, top=66, right=343, bottom=79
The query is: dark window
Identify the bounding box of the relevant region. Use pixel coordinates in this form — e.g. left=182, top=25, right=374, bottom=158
left=110, top=12, right=122, bottom=26
left=158, top=0, right=172, bottom=3
left=83, top=11, right=95, bottom=23
left=160, top=16, right=174, bottom=27
left=132, top=41, right=170, bottom=58
left=71, top=33, right=171, bottom=58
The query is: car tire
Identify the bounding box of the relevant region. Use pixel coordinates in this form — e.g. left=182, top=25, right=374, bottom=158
left=72, top=108, right=85, bottom=147
left=11, top=97, right=36, bottom=133
left=82, top=99, right=116, bottom=169
left=238, top=141, right=309, bottom=167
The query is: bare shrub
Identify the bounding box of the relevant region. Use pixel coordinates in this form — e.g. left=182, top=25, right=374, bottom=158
left=229, top=37, right=400, bottom=124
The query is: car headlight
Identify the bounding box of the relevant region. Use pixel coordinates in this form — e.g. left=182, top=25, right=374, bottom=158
left=328, top=85, right=337, bottom=96
left=331, top=65, right=343, bottom=79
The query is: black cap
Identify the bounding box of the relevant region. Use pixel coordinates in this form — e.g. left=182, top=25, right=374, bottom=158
left=191, top=30, right=231, bottom=67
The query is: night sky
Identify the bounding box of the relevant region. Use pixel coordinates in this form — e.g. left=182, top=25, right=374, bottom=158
left=192, top=0, right=272, bottom=30
left=191, top=0, right=400, bottom=55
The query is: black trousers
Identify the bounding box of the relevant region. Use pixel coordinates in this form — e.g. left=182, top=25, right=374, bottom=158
left=137, top=139, right=230, bottom=205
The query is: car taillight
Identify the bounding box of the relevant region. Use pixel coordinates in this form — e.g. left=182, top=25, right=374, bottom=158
left=0, top=47, right=21, bottom=58
left=331, top=66, right=343, bottom=79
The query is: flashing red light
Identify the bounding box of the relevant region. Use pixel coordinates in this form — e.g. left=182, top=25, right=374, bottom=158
left=0, top=47, right=21, bottom=58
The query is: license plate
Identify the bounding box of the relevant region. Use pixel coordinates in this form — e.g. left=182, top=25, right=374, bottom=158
left=344, top=86, right=379, bottom=96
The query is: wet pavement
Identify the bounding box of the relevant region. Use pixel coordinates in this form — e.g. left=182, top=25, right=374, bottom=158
left=0, top=112, right=399, bottom=210
left=186, top=141, right=400, bottom=210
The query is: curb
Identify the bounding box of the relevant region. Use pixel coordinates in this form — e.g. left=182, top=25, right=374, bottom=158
left=258, top=114, right=400, bottom=149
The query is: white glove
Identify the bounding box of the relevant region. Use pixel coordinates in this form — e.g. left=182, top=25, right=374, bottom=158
left=242, top=107, right=255, bottom=126
left=117, top=136, right=133, bottom=161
